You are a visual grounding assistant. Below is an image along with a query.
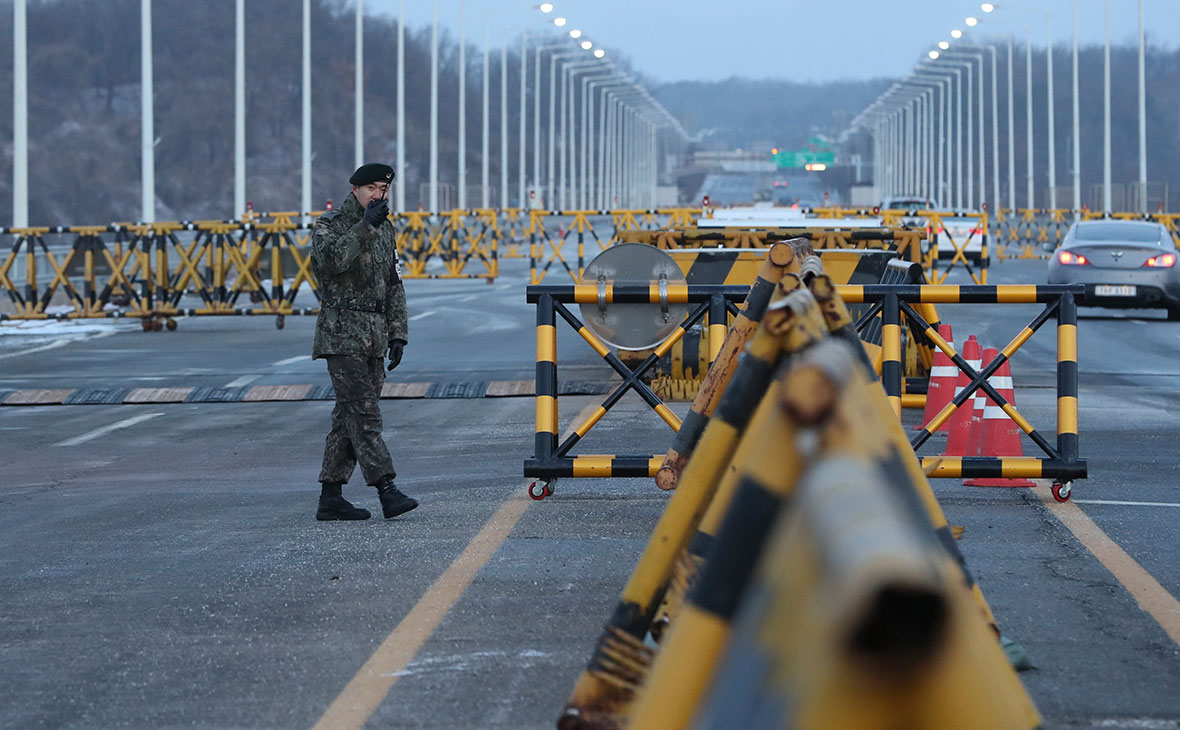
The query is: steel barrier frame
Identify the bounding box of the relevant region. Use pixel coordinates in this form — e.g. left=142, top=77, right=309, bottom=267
left=523, top=280, right=1086, bottom=488
left=992, top=208, right=1180, bottom=260
left=803, top=206, right=990, bottom=284
left=527, top=208, right=702, bottom=284
left=525, top=283, right=746, bottom=484
left=841, top=283, right=1087, bottom=488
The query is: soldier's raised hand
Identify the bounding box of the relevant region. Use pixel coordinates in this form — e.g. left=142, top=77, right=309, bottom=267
left=363, top=198, right=389, bottom=228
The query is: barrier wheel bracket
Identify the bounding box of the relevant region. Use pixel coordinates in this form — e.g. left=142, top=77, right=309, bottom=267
left=1051, top=481, right=1072, bottom=503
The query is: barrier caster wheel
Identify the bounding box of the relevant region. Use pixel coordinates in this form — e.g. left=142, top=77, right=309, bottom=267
left=1051, top=481, right=1072, bottom=503
left=165, top=318, right=177, bottom=331
left=151, top=319, right=163, bottom=332
left=544, top=480, right=555, bottom=497
left=140, top=318, right=152, bottom=332
left=275, top=314, right=285, bottom=330
left=528, top=481, right=548, bottom=501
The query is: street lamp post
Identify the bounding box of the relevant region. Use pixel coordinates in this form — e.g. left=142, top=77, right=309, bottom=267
left=142, top=0, right=155, bottom=222
left=234, top=0, right=244, bottom=218
left=430, top=0, right=438, bottom=213
left=457, top=0, right=466, bottom=210
left=1044, top=12, right=1056, bottom=210
left=1026, top=24, right=1033, bottom=209
left=916, top=72, right=953, bottom=204
left=951, top=43, right=999, bottom=212
left=528, top=42, right=577, bottom=208
left=396, top=0, right=405, bottom=212
left=355, top=0, right=364, bottom=168
left=301, top=0, right=310, bottom=221
left=13, top=0, right=28, bottom=227
left=582, top=70, right=618, bottom=209
left=480, top=10, right=520, bottom=210
left=1072, top=0, right=1080, bottom=213
left=1103, top=0, right=1111, bottom=212
left=940, top=51, right=986, bottom=210
left=548, top=50, right=582, bottom=209
left=560, top=59, right=600, bottom=210
left=1137, top=0, right=1147, bottom=212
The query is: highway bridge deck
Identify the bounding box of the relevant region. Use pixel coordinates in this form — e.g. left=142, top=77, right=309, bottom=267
left=2, top=259, right=1179, bottom=729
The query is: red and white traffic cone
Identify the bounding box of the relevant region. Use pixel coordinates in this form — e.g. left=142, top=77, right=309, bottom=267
left=965, top=355, right=1036, bottom=488
left=918, top=323, right=957, bottom=431
left=964, top=347, right=997, bottom=456
left=944, top=334, right=982, bottom=456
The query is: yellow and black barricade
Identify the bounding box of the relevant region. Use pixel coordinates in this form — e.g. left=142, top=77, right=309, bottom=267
left=623, top=319, right=1041, bottom=730
left=843, top=282, right=1087, bottom=487
left=525, top=283, right=748, bottom=485
left=653, top=239, right=804, bottom=491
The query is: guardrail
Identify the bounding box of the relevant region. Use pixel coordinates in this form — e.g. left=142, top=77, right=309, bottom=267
left=802, top=206, right=1180, bottom=262
left=804, top=207, right=989, bottom=284
left=991, top=208, right=1179, bottom=260
left=0, top=208, right=706, bottom=324
left=527, top=208, right=701, bottom=284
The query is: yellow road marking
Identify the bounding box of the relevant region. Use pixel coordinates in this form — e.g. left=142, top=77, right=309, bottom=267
left=1038, top=486, right=1180, bottom=647
left=310, top=495, right=530, bottom=730
left=311, top=399, right=602, bottom=730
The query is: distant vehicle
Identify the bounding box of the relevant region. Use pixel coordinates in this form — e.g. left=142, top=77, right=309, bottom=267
left=1046, top=220, right=1179, bottom=320
left=877, top=196, right=982, bottom=266
left=881, top=195, right=940, bottom=211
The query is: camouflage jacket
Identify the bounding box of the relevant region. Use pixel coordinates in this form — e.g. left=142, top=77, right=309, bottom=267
left=310, top=192, right=408, bottom=359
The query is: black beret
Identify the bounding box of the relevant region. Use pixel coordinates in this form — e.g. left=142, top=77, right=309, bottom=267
left=350, top=163, right=395, bottom=186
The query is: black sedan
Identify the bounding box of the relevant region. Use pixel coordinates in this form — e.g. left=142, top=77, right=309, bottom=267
left=1047, top=220, right=1180, bottom=320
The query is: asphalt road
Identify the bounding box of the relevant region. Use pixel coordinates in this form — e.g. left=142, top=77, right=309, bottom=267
left=1, top=256, right=1179, bottom=729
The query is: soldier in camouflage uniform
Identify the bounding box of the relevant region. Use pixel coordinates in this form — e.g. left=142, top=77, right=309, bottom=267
left=310, top=163, right=419, bottom=521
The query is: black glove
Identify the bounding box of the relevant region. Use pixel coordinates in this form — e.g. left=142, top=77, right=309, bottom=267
left=387, top=339, right=405, bottom=371
left=363, top=198, right=389, bottom=228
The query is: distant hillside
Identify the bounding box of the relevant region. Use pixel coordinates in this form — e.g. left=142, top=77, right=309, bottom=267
left=0, top=0, right=1175, bottom=223
left=652, top=77, right=894, bottom=150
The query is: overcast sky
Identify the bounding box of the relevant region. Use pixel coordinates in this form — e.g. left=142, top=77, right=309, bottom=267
left=364, top=0, right=1178, bottom=83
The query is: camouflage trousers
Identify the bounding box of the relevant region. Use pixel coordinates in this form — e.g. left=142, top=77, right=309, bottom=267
left=318, top=355, right=396, bottom=486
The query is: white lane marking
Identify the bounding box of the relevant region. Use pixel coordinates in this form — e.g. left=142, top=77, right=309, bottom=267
left=54, top=412, right=164, bottom=447
left=0, top=329, right=117, bottom=361
left=272, top=355, right=308, bottom=367
left=0, top=338, right=70, bottom=360
left=456, top=294, right=478, bottom=303
left=1073, top=499, right=1180, bottom=508
left=409, top=310, right=436, bottom=321
left=224, top=374, right=260, bottom=388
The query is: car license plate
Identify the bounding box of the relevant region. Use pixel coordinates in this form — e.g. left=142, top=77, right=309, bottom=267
left=1094, top=285, right=1136, bottom=296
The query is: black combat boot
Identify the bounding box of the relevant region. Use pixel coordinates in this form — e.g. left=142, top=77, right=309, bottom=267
left=376, top=476, right=419, bottom=518
left=316, top=482, right=371, bottom=521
